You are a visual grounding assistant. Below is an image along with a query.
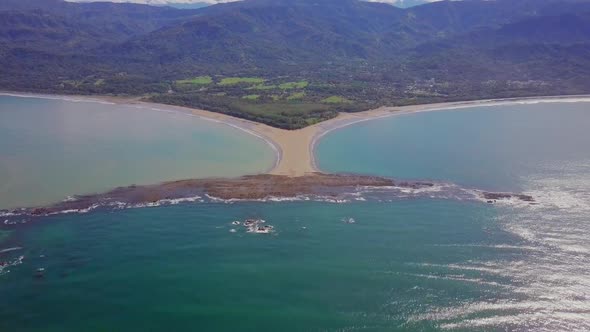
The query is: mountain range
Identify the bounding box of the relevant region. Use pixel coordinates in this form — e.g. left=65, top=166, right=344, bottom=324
left=1, top=0, right=590, bottom=128
left=67, top=0, right=433, bottom=8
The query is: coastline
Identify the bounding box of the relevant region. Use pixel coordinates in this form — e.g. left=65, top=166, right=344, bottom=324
left=0, top=91, right=283, bottom=175
left=3, top=91, right=590, bottom=177
left=309, top=94, right=590, bottom=171
left=2, top=173, right=535, bottom=218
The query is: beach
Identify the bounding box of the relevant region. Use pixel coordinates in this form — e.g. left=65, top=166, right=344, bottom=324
left=148, top=94, right=590, bottom=177
left=0, top=93, right=277, bottom=209
left=3, top=92, right=590, bottom=178
left=153, top=94, right=590, bottom=177
left=2, top=93, right=590, bottom=331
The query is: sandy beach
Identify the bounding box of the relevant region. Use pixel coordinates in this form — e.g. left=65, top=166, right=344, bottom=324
left=188, top=94, right=590, bottom=177
left=3, top=92, right=590, bottom=177
left=160, top=94, right=590, bottom=177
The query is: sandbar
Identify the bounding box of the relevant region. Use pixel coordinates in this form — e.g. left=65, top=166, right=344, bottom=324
left=2, top=91, right=590, bottom=178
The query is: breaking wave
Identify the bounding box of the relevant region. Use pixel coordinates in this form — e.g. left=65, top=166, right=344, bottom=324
left=0, top=180, right=539, bottom=223
left=406, top=160, right=590, bottom=331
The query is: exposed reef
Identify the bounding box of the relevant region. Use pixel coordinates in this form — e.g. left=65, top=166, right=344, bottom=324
left=483, top=192, right=535, bottom=203
left=0, top=173, right=536, bottom=221
left=21, top=173, right=397, bottom=215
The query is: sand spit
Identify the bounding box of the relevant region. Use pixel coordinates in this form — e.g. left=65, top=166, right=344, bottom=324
left=3, top=92, right=589, bottom=178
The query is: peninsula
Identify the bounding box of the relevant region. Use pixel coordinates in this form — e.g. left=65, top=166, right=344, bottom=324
left=140, top=94, right=590, bottom=177
left=6, top=92, right=589, bottom=178
left=4, top=92, right=583, bottom=217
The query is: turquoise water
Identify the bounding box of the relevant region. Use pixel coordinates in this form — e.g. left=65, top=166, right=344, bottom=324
left=1, top=101, right=590, bottom=331
left=318, top=102, right=590, bottom=191
left=0, top=95, right=275, bottom=209
left=1, top=201, right=507, bottom=331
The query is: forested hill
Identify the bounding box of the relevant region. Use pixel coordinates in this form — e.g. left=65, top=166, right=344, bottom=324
left=2, top=0, right=590, bottom=129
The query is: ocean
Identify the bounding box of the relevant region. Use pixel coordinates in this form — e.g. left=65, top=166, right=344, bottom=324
left=0, top=94, right=275, bottom=210
left=1, top=97, right=589, bottom=331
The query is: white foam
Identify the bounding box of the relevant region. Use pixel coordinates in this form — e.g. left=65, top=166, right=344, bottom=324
left=0, top=92, right=116, bottom=105
left=0, top=255, right=24, bottom=276
left=204, top=193, right=349, bottom=204
left=404, top=273, right=512, bottom=288
left=62, top=196, right=78, bottom=202
left=407, top=159, right=590, bottom=331
left=3, top=219, right=27, bottom=225
left=124, top=195, right=204, bottom=209
left=432, top=244, right=541, bottom=251
left=0, top=247, right=22, bottom=254
left=49, top=203, right=101, bottom=215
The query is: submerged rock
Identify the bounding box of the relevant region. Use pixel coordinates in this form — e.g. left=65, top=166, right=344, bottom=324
left=483, top=192, right=535, bottom=203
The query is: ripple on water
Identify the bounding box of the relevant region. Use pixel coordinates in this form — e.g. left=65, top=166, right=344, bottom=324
left=409, top=161, right=590, bottom=331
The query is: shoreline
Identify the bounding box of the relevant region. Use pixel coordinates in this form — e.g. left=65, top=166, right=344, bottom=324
left=1, top=173, right=535, bottom=219
left=309, top=94, right=590, bottom=171
left=0, top=91, right=283, bottom=175
left=2, top=91, right=590, bottom=177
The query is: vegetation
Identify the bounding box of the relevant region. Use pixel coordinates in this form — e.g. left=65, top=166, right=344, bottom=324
left=242, top=94, right=260, bottom=100
left=287, top=92, right=306, bottom=101
left=322, top=96, right=352, bottom=104
left=218, top=77, right=265, bottom=86
left=2, top=0, right=590, bottom=129
left=279, top=81, right=309, bottom=90
left=176, top=76, right=213, bottom=85
left=150, top=92, right=366, bottom=129
left=250, top=84, right=277, bottom=90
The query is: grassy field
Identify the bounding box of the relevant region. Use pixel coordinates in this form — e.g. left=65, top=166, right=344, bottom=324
left=249, top=84, right=277, bottom=90
left=176, top=76, right=213, bottom=85
left=287, top=92, right=306, bottom=100
left=231, top=101, right=338, bottom=128
left=150, top=76, right=369, bottom=129
left=279, top=80, right=309, bottom=89
left=219, top=77, right=265, bottom=86
left=242, top=94, right=260, bottom=100
left=322, top=96, right=352, bottom=104
left=149, top=91, right=364, bottom=129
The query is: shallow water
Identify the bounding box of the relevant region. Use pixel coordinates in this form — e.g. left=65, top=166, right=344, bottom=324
left=317, top=102, right=590, bottom=191
left=1, top=101, right=590, bottom=331
left=0, top=95, right=275, bottom=209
